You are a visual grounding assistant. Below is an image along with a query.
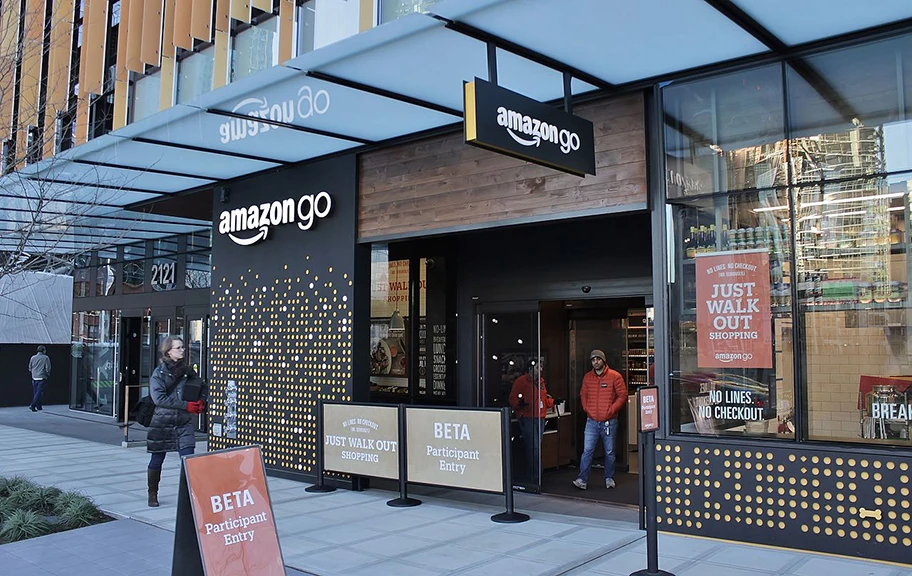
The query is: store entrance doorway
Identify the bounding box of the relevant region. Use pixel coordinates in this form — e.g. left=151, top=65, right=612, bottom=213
left=476, top=296, right=652, bottom=506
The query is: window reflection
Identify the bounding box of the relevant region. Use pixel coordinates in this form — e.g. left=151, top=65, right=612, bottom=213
left=670, top=191, right=795, bottom=438
left=664, top=64, right=785, bottom=196
left=231, top=17, right=278, bottom=82
left=70, top=310, right=120, bottom=415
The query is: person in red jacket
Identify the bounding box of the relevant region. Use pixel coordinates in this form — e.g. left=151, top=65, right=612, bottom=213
left=573, top=349, right=627, bottom=489
left=509, top=359, right=553, bottom=481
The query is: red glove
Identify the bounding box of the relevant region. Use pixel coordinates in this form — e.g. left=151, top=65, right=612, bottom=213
left=187, top=400, right=205, bottom=414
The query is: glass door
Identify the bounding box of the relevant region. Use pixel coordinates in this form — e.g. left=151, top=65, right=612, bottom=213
left=477, top=305, right=543, bottom=492
left=187, top=315, right=209, bottom=432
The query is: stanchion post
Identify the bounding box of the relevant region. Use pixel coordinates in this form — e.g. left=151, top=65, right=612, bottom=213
left=387, top=404, right=420, bottom=507
left=491, top=407, right=529, bottom=523
left=631, top=387, right=673, bottom=576
left=305, top=399, right=336, bottom=493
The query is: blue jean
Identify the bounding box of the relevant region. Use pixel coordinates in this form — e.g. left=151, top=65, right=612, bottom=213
left=148, top=447, right=194, bottom=471
left=30, top=379, right=45, bottom=409
left=577, top=417, right=618, bottom=482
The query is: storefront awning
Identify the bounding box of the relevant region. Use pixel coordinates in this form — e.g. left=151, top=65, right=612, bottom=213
left=7, top=0, right=912, bottom=253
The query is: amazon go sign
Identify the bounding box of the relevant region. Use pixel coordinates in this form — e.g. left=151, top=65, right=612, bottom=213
left=217, top=192, right=332, bottom=247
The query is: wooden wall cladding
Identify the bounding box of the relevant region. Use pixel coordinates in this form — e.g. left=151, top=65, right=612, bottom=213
left=358, top=92, right=646, bottom=240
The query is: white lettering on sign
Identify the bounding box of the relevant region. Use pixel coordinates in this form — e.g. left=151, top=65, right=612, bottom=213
left=705, top=282, right=760, bottom=347
left=871, top=403, right=912, bottom=420
left=210, top=489, right=255, bottom=513
left=496, top=106, right=581, bottom=154
left=434, top=422, right=470, bottom=440
left=218, top=85, right=330, bottom=144
left=151, top=261, right=176, bottom=287
left=217, top=191, right=332, bottom=246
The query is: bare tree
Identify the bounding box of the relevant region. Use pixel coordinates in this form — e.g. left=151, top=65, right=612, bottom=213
left=0, top=1, right=149, bottom=285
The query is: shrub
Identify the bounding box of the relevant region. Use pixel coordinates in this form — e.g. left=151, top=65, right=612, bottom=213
left=52, top=491, right=95, bottom=516
left=0, top=476, right=37, bottom=499
left=0, top=497, right=16, bottom=522
left=0, top=509, right=52, bottom=543
left=55, top=499, right=104, bottom=531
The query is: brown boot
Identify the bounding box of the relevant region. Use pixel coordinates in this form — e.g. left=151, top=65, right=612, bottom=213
left=147, top=468, right=161, bottom=507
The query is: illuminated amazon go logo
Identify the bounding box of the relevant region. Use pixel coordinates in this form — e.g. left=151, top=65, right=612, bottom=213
left=218, top=85, right=330, bottom=144
left=496, top=107, right=581, bottom=154
left=217, top=192, right=332, bottom=246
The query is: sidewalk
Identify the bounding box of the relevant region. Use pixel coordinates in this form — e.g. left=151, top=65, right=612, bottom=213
left=0, top=408, right=910, bottom=576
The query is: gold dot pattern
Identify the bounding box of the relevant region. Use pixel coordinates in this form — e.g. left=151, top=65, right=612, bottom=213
left=654, top=442, right=912, bottom=559
left=208, top=262, right=353, bottom=473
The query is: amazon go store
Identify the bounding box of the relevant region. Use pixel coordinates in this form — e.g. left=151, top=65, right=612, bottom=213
left=204, top=32, right=912, bottom=566
left=204, top=88, right=655, bottom=506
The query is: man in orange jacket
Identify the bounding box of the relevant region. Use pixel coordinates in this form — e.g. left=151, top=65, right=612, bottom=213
left=573, top=349, right=627, bottom=489
left=510, top=359, right=553, bottom=481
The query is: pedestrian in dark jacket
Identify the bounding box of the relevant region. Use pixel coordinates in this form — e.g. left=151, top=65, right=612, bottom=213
left=146, top=336, right=205, bottom=507
left=28, top=345, right=52, bottom=412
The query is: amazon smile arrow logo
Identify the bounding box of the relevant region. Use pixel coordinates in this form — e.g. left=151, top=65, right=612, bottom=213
left=506, top=128, right=540, bottom=147
left=228, top=227, right=268, bottom=246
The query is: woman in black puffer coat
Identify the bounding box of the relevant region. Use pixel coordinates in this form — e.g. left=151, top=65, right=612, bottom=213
left=146, top=336, right=205, bottom=507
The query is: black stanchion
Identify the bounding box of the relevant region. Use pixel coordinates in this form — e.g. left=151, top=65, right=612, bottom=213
left=491, top=407, right=529, bottom=524
left=630, top=428, right=673, bottom=576
left=305, top=399, right=336, bottom=493
left=387, top=404, right=421, bottom=507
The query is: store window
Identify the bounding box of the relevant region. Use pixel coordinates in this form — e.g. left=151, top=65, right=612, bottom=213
left=368, top=247, right=453, bottom=401
left=670, top=191, right=795, bottom=438
left=95, top=265, right=116, bottom=297
left=664, top=63, right=786, bottom=197
left=380, top=0, right=442, bottom=24
left=176, top=46, right=215, bottom=105
left=70, top=310, right=120, bottom=415
left=231, top=17, right=279, bottom=82
left=131, top=71, right=161, bottom=123
left=187, top=230, right=211, bottom=252
left=665, top=32, right=912, bottom=447
left=185, top=252, right=211, bottom=289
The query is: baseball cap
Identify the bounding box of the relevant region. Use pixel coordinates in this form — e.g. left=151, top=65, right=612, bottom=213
left=589, top=349, right=606, bottom=361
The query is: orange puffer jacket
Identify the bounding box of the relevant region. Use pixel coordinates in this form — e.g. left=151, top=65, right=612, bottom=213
left=580, top=367, right=627, bottom=422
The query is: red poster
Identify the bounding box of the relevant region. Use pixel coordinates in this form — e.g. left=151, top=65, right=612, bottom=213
left=184, top=446, right=285, bottom=576
left=696, top=250, right=773, bottom=369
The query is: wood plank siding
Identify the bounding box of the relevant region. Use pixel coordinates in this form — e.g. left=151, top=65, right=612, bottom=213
left=358, top=92, right=647, bottom=240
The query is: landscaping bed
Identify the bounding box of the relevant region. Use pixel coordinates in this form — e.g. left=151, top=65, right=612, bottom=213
left=0, top=475, right=111, bottom=543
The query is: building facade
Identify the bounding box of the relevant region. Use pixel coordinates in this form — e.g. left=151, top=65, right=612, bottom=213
left=5, top=0, right=912, bottom=565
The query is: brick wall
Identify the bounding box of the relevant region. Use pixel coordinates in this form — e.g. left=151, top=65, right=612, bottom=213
left=805, top=310, right=911, bottom=440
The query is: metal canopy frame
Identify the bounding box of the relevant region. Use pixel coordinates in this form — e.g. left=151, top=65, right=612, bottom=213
left=2, top=0, right=911, bottom=254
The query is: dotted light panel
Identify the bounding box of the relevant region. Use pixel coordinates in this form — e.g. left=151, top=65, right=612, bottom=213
left=206, top=154, right=358, bottom=477
left=655, top=441, right=912, bottom=564
left=208, top=260, right=354, bottom=472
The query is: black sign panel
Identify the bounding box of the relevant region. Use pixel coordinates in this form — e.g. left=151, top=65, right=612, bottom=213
left=464, top=78, right=596, bottom=176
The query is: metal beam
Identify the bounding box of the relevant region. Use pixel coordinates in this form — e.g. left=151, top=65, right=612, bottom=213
left=71, top=159, right=219, bottom=181
left=22, top=176, right=167, bottom=195
left=433, top=16, right=615, bottom=92
left=702, top=0, right=787, bottom=53
left=703, top=0, right=860, bottom=124
left=131, top=137, right=289, bottom=165
left=304, top=71, right=463, bottom=118
left=202, top=108, right=374, bottom=145
left=0, top=192, right=133, bottom=209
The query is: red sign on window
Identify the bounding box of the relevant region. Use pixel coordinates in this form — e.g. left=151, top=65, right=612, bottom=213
left=696, top=250, right=773, bottom=369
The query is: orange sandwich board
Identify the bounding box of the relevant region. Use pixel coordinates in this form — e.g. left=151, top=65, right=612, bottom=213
left=172, top=446, right=285, bottom=576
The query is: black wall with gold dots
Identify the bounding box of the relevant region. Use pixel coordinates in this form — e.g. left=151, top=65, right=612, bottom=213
left=207, top=154, right=367, bottom=479
left=656, top=439, right=912, bottom=564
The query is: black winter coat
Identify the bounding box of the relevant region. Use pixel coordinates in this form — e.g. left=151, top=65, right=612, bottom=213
left=146, top=363, right=198, bottom=453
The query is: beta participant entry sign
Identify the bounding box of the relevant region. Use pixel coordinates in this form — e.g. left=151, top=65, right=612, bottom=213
left=183, top=446, right=284, bottom=576
left=696, top=250, right=773, bottom=369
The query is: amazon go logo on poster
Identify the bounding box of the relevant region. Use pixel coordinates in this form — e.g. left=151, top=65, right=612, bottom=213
left=496, top=107, right=581, bottom=154
left=217, top=192, right=332, bottom=246
left=218, top=85, right=330, bottom=144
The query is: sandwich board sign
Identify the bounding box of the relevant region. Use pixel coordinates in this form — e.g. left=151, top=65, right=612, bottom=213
left=172, top=445, right=285, bottom=576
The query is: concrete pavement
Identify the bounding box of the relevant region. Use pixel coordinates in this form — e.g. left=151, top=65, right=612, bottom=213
left=0, top=407, right=910, bottom=576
